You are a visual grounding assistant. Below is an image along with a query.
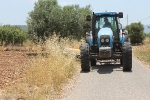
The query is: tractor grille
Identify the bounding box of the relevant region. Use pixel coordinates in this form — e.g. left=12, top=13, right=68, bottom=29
left=100, top=35, right=110, bottom=46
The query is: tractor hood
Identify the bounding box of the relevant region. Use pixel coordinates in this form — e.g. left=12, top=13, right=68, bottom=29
left=97, top=28, right=113, bottom=48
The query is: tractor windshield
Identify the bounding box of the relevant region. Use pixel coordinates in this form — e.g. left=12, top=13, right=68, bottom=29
left=95, top=16, right=118, bottom=39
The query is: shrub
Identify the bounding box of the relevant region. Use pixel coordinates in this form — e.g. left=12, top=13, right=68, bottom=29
left=0, top=25, right=27, bottom=46
left=125, top=22, right=145, bottom=44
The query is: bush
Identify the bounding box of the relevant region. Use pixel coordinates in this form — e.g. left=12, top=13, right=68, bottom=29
left=125, top=22, right=145, bottom=44
left=0, top=25, right=27, bottom=46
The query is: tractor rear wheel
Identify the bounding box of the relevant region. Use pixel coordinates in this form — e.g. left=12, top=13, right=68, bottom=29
left=122, top=42, right=132, bottom=71
left=80, top=43, right=91, bottom=71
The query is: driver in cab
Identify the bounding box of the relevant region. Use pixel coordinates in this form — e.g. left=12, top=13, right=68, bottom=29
left=103, top=17, right=111, bottom=28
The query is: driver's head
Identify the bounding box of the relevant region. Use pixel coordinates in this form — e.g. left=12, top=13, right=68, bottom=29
left=104, top=17, right=108, bottom=22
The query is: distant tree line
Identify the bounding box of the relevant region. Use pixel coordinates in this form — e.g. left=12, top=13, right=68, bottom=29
left=0, top=25, right=27, bottom=46
left=26, top=0, right=92, bottom=42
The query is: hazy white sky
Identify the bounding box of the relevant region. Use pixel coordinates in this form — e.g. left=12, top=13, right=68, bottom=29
left=0, top=0, right=150, bottom=26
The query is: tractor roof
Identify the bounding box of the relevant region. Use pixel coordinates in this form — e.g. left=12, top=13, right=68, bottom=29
left=94, top=12, right=118, bottom=16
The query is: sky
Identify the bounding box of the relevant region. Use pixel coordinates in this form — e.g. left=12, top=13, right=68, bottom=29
left=0, top=0, right=150, bottom=26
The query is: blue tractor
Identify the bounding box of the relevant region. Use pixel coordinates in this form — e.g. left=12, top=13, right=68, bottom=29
left=81, top=11, right=132, bottom=71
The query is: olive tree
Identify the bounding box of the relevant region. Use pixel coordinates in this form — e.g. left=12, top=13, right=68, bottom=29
left=27, top=0, right=92, bottom=42
left=125, top=22, right=145, bottom=44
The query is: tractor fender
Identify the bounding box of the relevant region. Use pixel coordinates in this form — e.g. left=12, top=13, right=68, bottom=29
left=86, top=31, right=93, bottom=46
left=120, top=29, right=128, bottom=43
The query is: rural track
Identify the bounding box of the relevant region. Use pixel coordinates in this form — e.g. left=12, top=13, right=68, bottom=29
left=59, top=57, right=150, bottom=100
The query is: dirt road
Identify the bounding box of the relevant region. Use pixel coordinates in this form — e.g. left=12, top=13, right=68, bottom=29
left=61, top=57, right=150, bottom=100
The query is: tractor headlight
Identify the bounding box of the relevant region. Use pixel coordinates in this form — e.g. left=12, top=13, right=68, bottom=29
left=106, top=38, right=109, bottom=42
left=101, top=39, right=104, bottom=43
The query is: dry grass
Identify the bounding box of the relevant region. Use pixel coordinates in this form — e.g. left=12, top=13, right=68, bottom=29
left=133, top=37, right=150, bottom=66
left=1, top=36, right=80, bottom=100
left=0, top=45, right=5, bottom=51
left=64, top=38, right=83, bottom=49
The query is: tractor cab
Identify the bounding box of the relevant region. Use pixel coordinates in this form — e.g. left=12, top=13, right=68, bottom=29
left=94, top=14, right=120, bottom=41
left=85, top=12, right=125, bottom=52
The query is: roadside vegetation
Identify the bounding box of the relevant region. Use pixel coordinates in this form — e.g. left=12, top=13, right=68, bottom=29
left=0, top=0, right=85, bottom=99
left=0, top=25, right=27, bottom=46
left=125, top=22, right=146, bottom=44
left=128, top=23, right=150, bottom=66
left=27, top=0, right=92, bottom=42
left=1, top=35, right=81, bottom=100
left=132, top=34, right=150, bottom=66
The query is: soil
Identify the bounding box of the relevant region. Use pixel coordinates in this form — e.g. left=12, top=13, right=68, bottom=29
left=0, top=50, right=30, bottom=89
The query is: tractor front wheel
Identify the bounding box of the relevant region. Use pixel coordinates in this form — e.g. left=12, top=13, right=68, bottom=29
left=80, top=43, right=91, bottom=71
left=122, top=42, right=132, bottom=71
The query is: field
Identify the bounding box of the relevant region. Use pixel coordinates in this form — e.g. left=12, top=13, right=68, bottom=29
left=0, top=37, right=81, bottom=100
left=0, top=51, right=29, bottom=88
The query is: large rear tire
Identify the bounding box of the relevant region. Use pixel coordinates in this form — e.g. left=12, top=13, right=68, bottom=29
left=80, top=43, right=91, bottom=71
left=122, top=42, right=132, bottom=71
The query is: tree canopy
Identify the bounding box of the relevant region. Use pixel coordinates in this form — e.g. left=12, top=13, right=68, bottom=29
left=27, top=0, right=92, bottom=41
left=148, top=26, right=150, bottom=29
left=0, top=25, right=27, bottom=46
left=125, top=22, right=145, bottom=44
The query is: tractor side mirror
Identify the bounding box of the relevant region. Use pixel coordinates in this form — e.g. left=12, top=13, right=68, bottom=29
left=118, top=23, right=122, bottom=29
left=122, top=29, right=128, bottom=35
left=118, top=12, right=123, bottom=18
left=86, top=15, right=92, bottom=21
left=83, top=24, right=91, bottom=29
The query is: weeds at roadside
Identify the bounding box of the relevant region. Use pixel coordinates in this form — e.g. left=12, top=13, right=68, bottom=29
left=2, top=36, right=80, bottom=100
left=133, top=38, right=150, bottom=66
